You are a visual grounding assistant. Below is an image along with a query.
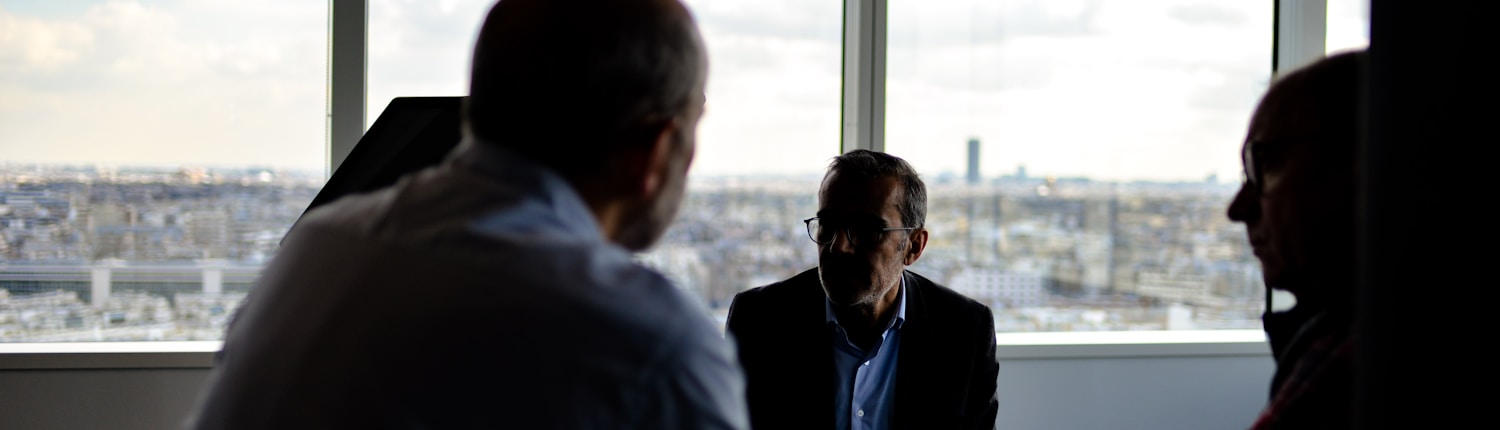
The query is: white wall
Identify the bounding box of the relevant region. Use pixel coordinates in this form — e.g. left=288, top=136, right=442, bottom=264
left=0, top=368, right=209, bottom=430
left=0, top=344, right=1273, bottom=429
left=998, top=355, right=1272, bottom=429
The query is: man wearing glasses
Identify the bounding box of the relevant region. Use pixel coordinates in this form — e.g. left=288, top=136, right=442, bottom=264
left=726, top=149, right=999, bottom=430
left=1228, top=50, right=1361, bottom=429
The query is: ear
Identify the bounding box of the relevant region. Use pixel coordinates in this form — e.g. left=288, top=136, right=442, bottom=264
left=623, top=118, right=680, bottom=199
left=902, top=228, right=928, bottom=265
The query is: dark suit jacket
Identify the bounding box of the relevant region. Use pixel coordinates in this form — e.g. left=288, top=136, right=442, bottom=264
left=726, top=268, right=999, bottom=430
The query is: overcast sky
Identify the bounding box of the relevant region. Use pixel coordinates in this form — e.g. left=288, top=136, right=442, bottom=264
left=1, top=0, right=1367, bottom=181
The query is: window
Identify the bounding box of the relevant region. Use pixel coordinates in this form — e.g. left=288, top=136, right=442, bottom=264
left=0, top=0, right=327, bottom=341
left=638, top=0, right=841, bottom=319
left=1325, top=0, right=1368, bottom=54
left=369, top=0, right=843, bottom=324
left=366, top=0, right=488, bottom=128
left=885, top=0, right=1272, bottom=331
left=4, top=0, right=1309, bottom=344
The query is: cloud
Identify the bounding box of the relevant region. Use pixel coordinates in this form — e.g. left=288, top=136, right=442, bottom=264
left=686, top=0, right=841, bottom=43
left=1169, top=2, right=1249, bottom=27
left=882, top=0, right=1270, bottom=182
left=887, top=0, right=1101, bottom=50
left=366, top=0, right=492, bottom=124
left=1, top=0, right=1279, bottom=183
left=0, top=5, right=94, bottom=72
left=0, top=0, right=328, bottom=171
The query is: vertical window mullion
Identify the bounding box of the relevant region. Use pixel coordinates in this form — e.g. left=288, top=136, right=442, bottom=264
left=1275, top=0, right=1329, bottom=76
left=842, top=0, right=887, bottom=154
left=328, top=0, right=368, bottom=176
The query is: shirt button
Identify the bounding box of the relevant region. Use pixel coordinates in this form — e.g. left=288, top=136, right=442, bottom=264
left=863, top=361, right=869, bottom=367
left=857, top=410, right=865, bottom=417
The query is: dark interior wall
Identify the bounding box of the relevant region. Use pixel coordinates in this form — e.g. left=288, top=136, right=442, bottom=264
left=1359, top=1, right=1496, bottom=427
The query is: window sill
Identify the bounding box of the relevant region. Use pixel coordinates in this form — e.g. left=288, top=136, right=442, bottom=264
left=0, top=330, right=1269, bottom=370
left=995, top=329, right=1269, bottom=359
left=0, top=341, right=220, bottom=370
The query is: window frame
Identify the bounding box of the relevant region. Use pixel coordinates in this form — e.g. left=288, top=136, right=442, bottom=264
left=1, top=0, right=1333, bottom=365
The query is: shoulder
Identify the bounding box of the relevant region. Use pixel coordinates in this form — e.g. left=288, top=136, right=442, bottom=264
left=289, top=165, right=466, bottom=241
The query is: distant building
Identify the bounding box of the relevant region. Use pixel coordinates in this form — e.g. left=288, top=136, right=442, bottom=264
left=951, top=267, right=1047, bottom=308
left=967, top=138, right=981, bottom=185
left=1135, top=269, right=1225, bottom=308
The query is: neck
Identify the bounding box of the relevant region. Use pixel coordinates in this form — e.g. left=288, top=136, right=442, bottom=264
left=575, top=178, right=631, bottom=243
left=587, top=200, right=627, bottom=243
left=832, top=279, right=902, bottom=346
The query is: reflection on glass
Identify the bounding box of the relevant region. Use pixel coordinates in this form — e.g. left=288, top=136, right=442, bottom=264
left=0, top=1, right=326, bottom=341
left=885, top=0, right=1271, bottom=331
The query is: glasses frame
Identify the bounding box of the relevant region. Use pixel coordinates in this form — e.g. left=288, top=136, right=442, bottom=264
left=803, top=217, right=918, bottom=247
left=1241, top=140, right=1265, bottom=192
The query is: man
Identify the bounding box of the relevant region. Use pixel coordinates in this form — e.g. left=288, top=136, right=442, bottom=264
left=1227, top=50, right=1362, bottom=429
left=726, top=150, right=999, bottom=430
left=186, top=0, right=747, bottom=428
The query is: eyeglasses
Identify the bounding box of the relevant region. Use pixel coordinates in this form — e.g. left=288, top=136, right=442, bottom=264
left=803, top=217, right=917, bottom=247
left=1242, top=137, right=1323, bottom=193
left=1241, top=140, right=1265, bottom=192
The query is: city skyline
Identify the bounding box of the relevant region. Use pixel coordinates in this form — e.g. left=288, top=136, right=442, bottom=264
left=3, top=162, right=1260, bottom=340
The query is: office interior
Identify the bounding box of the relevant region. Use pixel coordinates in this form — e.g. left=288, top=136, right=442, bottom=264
left=0, top=0, right=1490, bottom=428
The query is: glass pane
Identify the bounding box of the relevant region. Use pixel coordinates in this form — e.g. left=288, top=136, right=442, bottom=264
left=366, top=0, right=490, bottom=128
left=0, top=1, right=327, bottom=341
left=368, top=1, right=842, bottom=326
left=1325, top=0, right=1368, bottom=55
left=644, top=0, right=840, bottom=321
left=886, top=0, right=1271, bottom=332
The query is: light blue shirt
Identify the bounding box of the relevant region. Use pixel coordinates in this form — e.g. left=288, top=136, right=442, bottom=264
left=190, top=138, right=748, bottom=429
left=828, top=276, right=907, bottom=430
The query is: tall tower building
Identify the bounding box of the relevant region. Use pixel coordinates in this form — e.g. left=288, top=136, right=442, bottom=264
left=966, top=137, right=980, bottom=185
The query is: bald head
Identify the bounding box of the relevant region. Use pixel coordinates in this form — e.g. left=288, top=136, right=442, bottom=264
left=465, top=0, right=706, bottom=179
left=1228, top=50, right=1364, bottom=301
left=1248, top=51, right=1363, bottom=158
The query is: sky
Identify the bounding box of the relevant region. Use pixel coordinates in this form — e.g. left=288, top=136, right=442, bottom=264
left=1, top=0, right=1368, bottom=181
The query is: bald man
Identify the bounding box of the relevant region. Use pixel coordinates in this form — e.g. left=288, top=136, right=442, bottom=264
left=185, top=0, right=746, bottom=428
left=1228, top=51, right=1362, bottom=429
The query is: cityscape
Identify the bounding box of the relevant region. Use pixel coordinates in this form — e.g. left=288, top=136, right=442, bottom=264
left=0, top=161, right=1263, bottom=342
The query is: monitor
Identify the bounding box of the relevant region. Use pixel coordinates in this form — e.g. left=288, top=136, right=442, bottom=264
left=296, top=96, right=464, bottom=223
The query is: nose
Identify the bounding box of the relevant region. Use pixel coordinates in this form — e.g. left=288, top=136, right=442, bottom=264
left=828, top=227, right=857, bottom=254
left=1227, top=182, right=1258, bottom=223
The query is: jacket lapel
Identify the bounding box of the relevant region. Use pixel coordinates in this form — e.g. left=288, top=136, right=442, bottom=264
left=804, top=271, right=839, bottom=429
left=891, top=270, right=928, bottom=429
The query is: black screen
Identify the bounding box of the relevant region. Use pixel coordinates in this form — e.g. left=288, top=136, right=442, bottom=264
left=298, top=96, right=463, bottom=221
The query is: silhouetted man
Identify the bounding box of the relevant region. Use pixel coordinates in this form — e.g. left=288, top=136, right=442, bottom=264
left=726, top=150, right=999, bottom=430
left=1228, top=51, right=1362, bottom=430
left=186, top=0, right=747, bottom=428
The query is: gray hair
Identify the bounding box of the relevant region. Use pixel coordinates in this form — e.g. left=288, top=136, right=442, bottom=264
left=826, top=150, right=927, bottom=229
left=464, top=0, right=705, bottom=179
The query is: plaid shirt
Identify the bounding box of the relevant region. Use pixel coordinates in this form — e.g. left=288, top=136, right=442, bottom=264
left=1250, top=307, right=1354, bottom=430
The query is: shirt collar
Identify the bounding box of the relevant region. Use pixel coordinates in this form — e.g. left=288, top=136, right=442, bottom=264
left=825, top=272, right=908, bottom=332
left=446, top=135, right=604, bottom=244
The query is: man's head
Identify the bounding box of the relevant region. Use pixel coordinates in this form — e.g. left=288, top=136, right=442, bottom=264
left=813, top=150, right=929, bottom=307
left=465, top=0, right=707, bottom=251
left=1227, top=51, right=1362, bottom=303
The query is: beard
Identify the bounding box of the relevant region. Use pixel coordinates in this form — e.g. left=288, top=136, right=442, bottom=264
left=614, top=141, right=690, bottom=252
left=615, top=180, right=683, bottom=252
left=818, top=249, right=904, bottom=307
